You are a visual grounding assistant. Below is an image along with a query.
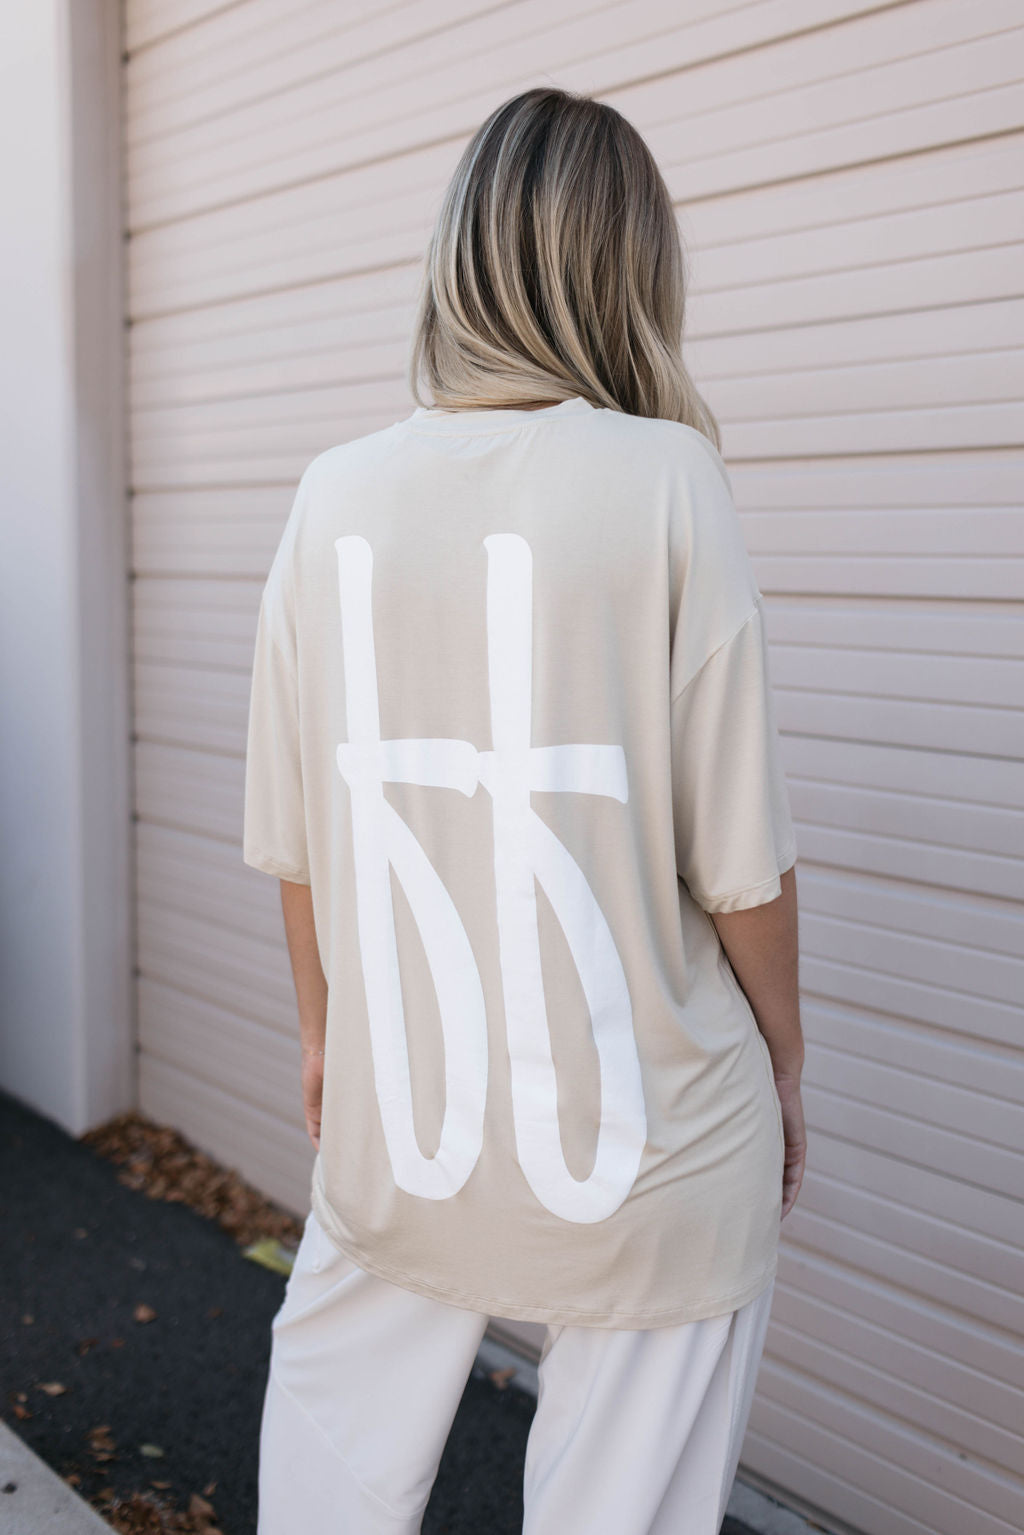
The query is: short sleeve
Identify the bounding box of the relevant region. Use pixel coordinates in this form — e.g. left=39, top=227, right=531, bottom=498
left=671, top=595, right=797, bottom=913
left=242, top=599, right=310, bottom=883
left=242, top=465, right=316, bottom=885
left=667, top=429, right=763, bottom=701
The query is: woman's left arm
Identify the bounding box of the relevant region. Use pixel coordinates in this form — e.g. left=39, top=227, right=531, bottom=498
left=279, top=878, right=327, bottom=1150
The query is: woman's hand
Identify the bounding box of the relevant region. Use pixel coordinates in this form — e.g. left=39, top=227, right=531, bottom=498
left=774, top=1072, right=806, bottom=1219
left=278, top=879, right=329, bottom=1154
left=300, top=1051, right=324, bottom=1151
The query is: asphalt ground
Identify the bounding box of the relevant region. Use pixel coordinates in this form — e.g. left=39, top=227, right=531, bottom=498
left=0, top=1088, right=757, bottom=1534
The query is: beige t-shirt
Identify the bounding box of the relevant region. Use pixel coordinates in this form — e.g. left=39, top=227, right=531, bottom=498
left=243, top=394, right=797, bottom=1328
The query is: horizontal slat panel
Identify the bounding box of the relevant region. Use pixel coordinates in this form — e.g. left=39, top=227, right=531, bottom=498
left=133, top=659, right=246, bottom=752
left=715, top=347, right=1024, bottom=430
left=644, top=9, right=1024, bottom=199
left=136, top=817, right=291, bottom=945
left=808, top=1048, right=1023, bottom=1157
left=743, top=1429, right=980, bottom=1535
left=734, top=453, right=1024, bottom=512
left=136, top=837, right=296, bottom=1027
left=798, top=945, right=1020, bottom=1048
left=132, top=500, right=287, bottom=579
left=723, top=399, right=1024, bottom=459
left=786, top=727, right=1024, bottom=816
left=747, top=1372, right=1022, bottom=1534
left=761, top=556, right=1023, bottom=599
left=125, top=0, right=238, bottom=55
left=801, top=1131, right=1020, bottom=1249
left=129, top=292, right=412, bottom=410
left=691, top=196, right=1024, bottom=316
left=803, top=1080, right=1023, bottom=1200
left=139, top=1053, right=313, bottom=1217
left=139, top=973, right=301, bottom=1122
left=766, top=1282, right=1024, bottom=1464
left=810, top=1001, right=1024, bottom=1107
left=776, top=640, right=1024, bottom=723
left=132, top=575, right=261, bottom=661
left=126, top=0, right=538, bottom=143
left=778, top=1195, right=1024, bottom=1337
left=795, top=860, right=1023, bottom=970
left=750, top=512, right=1024, bottom=560
left=134, top=739, right=246, bottom=843
left=128, top=382, right=398, bottom=487
left=777, top=684, right=1023, bottom=758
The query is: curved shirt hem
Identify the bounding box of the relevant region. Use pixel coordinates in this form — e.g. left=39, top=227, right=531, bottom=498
left=309, top=1181, right=779, bottom=1330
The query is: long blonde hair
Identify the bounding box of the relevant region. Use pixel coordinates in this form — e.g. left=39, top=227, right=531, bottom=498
left=407, top=86, right=721, bottom=449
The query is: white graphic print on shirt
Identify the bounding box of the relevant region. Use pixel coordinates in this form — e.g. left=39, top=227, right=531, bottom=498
left=334, top=531, right=648, bottom=1223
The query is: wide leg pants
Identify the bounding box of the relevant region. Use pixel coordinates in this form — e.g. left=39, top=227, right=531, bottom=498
left=257, top=1208, right=775, bottom=1535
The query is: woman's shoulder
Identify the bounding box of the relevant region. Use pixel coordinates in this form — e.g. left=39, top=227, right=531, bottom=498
left=576, top=407, right=732, bottom=496
left=301, top=418, right=406, bottom=487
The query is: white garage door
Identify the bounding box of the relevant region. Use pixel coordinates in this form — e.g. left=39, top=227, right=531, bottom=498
left=124, top=4, right=1024, bottom=1532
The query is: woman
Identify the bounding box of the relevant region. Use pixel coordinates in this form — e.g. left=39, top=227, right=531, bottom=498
left=245, top=85, right=806, bottom=1535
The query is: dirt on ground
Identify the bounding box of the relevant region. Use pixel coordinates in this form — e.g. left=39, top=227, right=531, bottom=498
left=80, top=1113, right=305, bottom=1253
left=69, top=1112, right=302, bottom=1534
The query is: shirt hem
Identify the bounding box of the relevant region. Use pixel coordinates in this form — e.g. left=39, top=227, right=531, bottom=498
left=242, top=846, right=311, bottom=884
left=688, top=837, right=798, bottom=914
left=309, top=1181, right=778, bottom=1329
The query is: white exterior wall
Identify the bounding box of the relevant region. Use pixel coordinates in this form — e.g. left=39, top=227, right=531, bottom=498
left=0, top=0, right=132, bottom=1134
left=122, top=5, right=1024, bottom=1533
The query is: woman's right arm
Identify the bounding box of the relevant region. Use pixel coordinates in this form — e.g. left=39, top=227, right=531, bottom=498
left=710, top=865, right=806, bottom=1218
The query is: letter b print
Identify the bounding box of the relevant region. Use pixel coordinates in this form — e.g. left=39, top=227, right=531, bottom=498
left=334, top=531, right=647, bottom=1224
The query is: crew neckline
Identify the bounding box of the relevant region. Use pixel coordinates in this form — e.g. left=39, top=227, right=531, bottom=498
left=402, top=395, right=597, bottom=435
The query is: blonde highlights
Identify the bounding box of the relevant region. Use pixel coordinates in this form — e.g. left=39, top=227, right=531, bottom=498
left=408, top=87, right=720, bottom=449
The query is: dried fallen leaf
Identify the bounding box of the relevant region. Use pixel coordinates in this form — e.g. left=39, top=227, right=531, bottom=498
left=75, top=1336, right=99, bottom=1356
left=242, top=1237, right=295, bottom=1275
left=20, top=1314, right=33, bottom=1325
left=87, top=1424, right=117, bottom=1464
left=189, top=1492, right=215, bottom=1517
left=37, top=1381, right=67, bottom=1396
left=81, top=1110, right=304, bottom=1251
left=12, top=1404, right=32, bottom=1420
left=488, top=1366, right=517, bottom=1390
left=133, top=1302, right=157, bottom=1323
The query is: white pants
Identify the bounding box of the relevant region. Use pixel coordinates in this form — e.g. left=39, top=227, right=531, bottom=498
left=258, top=1208, right=775, bottom=1535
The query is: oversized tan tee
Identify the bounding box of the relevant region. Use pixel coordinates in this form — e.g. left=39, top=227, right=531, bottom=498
left=243, top=395, right=797, bottom=1328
